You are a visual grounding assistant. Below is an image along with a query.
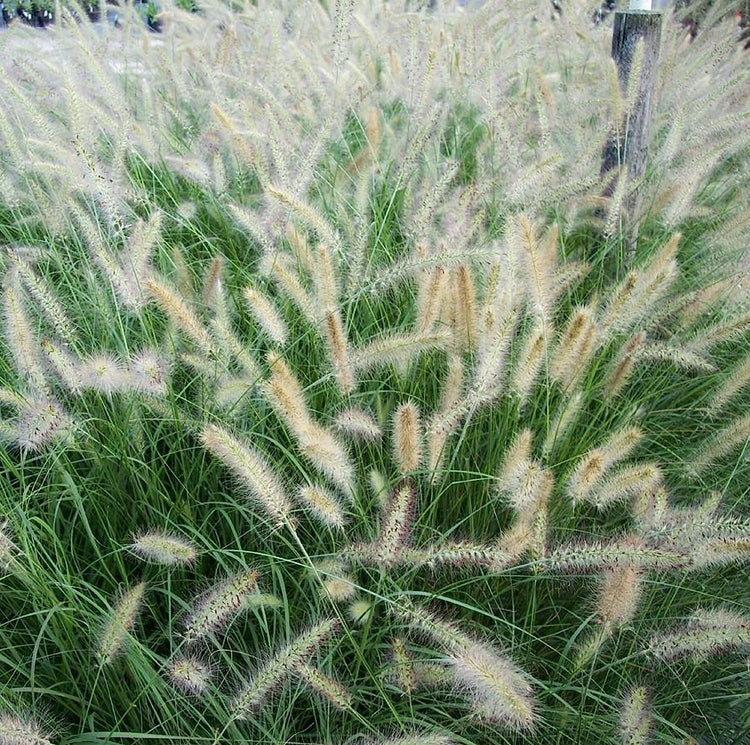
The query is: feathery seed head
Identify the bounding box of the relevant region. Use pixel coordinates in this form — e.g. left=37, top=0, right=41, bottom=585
left=597, top=566, right=642, bottom=627
left=79, top=354, right=128, bottom=394
left=547, top=536, right=685, bottom=573
left=323, top=309, right=355, bottom=394
left=263, top=353, right=309, bottom=429
left=449, top=264, right=477, bottom=351
left=511, top=321, right=548, bottom=405
left=393, top=402, right=422, bottom=475
left=182, top=570, right=260, bottom=643
left=201, top=255, right=225, bottom=310
left=568, top=450, right=605, bottom=504
left=243, top=284, right=288, bottom=345
left=550, top=306, right=597, bottom=390
left=98, top=582, right=146, bottom=665
left=451, top=642, right=536, bottom=730
left=3, top=270, right=46, bottom=390
left=349, top=599, right=373, bottom=625
left=0, top=521, right=16, bottom=571
left=319, top=569, right=358, bottom=602
left=389, top=637, right=417, bottom=694
left=350, top=331, right=450, bottom=373
left=40, top=338, right=81, bottom=394
left=619, top=686, right=651, bottom=745
left=200, top=423, right=292, bottom=528
left=0, top=713, right=54, bottom=745
left=129, top=531, right=198, bottom=566
left=647, top=607, right=750, bottom=661
left=293, top=663, right=352, bottom=710
left=376, top=481, right=418, bottom=567
left=129, top=349, right=169, bottom=397
left=589, top=463, right=662, bottom=511
left=381, top=735, right=455, bottom=745
left=167, top=656, right=212, bottom=695
left=708, top=353, right=750, bottom=413
left=297, top=423, right=355, bottom=493
left=416, top=265, right=449, bottom=334
left=146, top=278, right=216, bottom=357
left=231, top=618, right=340, bottom=718
left=13, top=398, right=73, bottom=452
left=334, top=407, right=382, bottom=441
left=299, top=482, right=347, bottom=529
left=689, top=413, right=750, bottom=475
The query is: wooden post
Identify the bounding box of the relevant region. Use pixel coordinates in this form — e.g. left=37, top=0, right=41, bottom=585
left=601, top=10, right=662, bottom=186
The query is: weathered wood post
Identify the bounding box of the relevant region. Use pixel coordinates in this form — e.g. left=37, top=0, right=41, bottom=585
left=601, top=3, right=663, bottom=255
left=601, top=6, right=663, bottom=185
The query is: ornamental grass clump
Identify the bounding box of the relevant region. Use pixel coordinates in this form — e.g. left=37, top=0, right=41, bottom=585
left=0, top=1, right=748, bottom=744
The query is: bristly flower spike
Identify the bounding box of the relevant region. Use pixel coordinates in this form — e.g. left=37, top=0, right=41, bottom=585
left=618, top=686, right=652, bottom=745
left=200, top=423, right=293, bottom=528
left=231, top=618, right=340, bottom=718
left=0, top=713, right=55, bottom=745
left=393, top=402, right=422, bottom=475
left=182, top=570, right=260, bottom=644
left=129, top=531, right=198, bottom=566
left=98, top=582, right=146, bottom=665
left=166, top=656, right=212, bottom=695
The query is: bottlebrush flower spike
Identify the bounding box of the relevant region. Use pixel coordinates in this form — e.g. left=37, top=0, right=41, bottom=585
left=231, top=618, right=340, bottom=718
left=498, top=428, right=532, bottom=485
left=376, top=481, right=418, bottom=567
left=549, top=306, right=597, bottom=390
left=324, top=308, right=355, bottom=394
left=395, top=602, right=536, bottom=731
left=315, top=560, right=357, bottom=602
left=604, top=331, right=646, bottom=399
left=3, top=270, right=47, bottom=391
left=201, top=256, right=225, bottom=311
left=79, top=354, right=129, bottom=395
left=708, top=351, right=750, bottom=413
left=647, top=607, right=750, bottom=661
left=128, top=349, right=169, bottom=397
left=350, top=330, right=450, bottom=372
left=13, top=398, right=73, bottom=452
left=0, top=713, right=54, bottom=745
left=689, top=413, right=750, bottom=475
left=416, top=265, right=449, bottom=334
left=146, top=278, right=217, bottom=358
left=129, top=531, right=198, bottom=566
left=297, top=484, right=347, bottom=528
left=334, top=407, right=382, bottom=441
left=166, top=656, right=212, bottom=695
left=10, top=249, right=77, bottom=345
left=243, top=284, right=288, bottom=346
left=264, top=355, right=355, bottom=492
left=510, top=321, right=548, bottom=406
left=393, top=402, right=422, bottom=475
left=588, top=463, right=662, bottom=511
left=389, top=637, right=417, bottom=694
left=98, top=582, right=146, bottom=665
left=40, top=338, right=82, bottom=394
left=380, top=734, right=456, bottom=745
left=597, top=566, right=643, bottom=628
left=0, top=521, right=15, bottom=571
left=182, top=570, right=260, bottom=644
left=618, top=686, right=652, bottom=745
left=449, top=264, right=477, bottom=351
left=200, top=423, right=292, bottom=528
left=349, top=599, right=373, bottom=625
left=546, top=536, right=685, bottom=573
left=293, top=663, right=352, bottom=710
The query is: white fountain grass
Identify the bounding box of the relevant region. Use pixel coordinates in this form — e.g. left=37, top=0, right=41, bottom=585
left=0, top=1, right=747, bottom=744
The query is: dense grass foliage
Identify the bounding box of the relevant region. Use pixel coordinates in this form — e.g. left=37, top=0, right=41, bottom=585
left=0, top=2, right=749, bottom=744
